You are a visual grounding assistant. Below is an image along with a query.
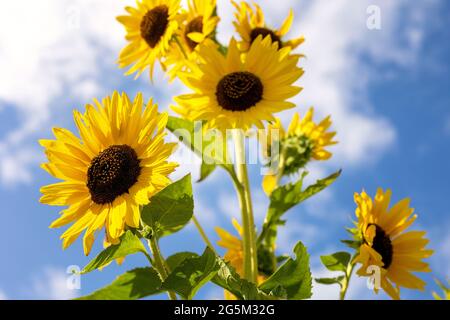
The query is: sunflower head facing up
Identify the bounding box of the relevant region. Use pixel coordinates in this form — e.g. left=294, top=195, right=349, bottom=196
left=232, top=0, right=304, bottom=52
left=353, top=188, right=433, bottom=299
left=117, top=0, right=181, bottom=79
left=39, top=91, right=178, bottom=255
left=163, top=0, right=220, bottom=81
left=173, top=36, right=303, bottom=131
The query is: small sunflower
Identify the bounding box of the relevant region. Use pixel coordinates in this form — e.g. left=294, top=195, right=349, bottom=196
left=353, top=188, right=433, bottom=299
left=216, top=219, right=245, bottom=277
left=180, top=0, right=219, bottom=52
left=163, top=0, right=220, bottom=81
left=172, top=36, right=303, bottom=131
left=117, top=0, right=181, bottom=79
left=40, top=91, right=177, bottom=255
left=262, top=108, right=337, bottom=195
left=267, top=108, right=337, bottom=162
left=232, top=0, right=304, bottom=52
left=215, top=219, right=265, bottom=299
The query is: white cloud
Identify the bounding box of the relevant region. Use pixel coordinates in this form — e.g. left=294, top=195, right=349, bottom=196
left=0, top=0, right=129, bottom=185
left=192, top=187, right=221, bottom=229
left=0, top=149, right=43, bottom=186
left=30, top=267, right=79, bottom=300
left=276, top=220, right=322, bottom=254
left=219, top=0, right=435, bottom=167
left=430, top=221, right=450, bottom=279
left=218, top=192, right=240, bottom=221
left=0, top=289, right=7, bottom=300
left=0, top=0, right=439, bottom=185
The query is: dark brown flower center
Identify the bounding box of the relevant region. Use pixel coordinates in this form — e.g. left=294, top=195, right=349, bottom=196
left=368, top=224, right=393, bottom=269
left=184, top=16, right=204, bottom=51
left=250, top=27, right=282, bottom=48
left=216, top=72, right=263, bottom=111
left=140, top=5, right=169, bottom=48
left=87, top=145, right=141, bottom=205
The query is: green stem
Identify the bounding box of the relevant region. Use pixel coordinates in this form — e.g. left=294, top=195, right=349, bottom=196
left=275, top=145, right=287, bottom=185
left=232, top=130, right=258, bottom=284
left=147, top=237, right=177, bottom=300
left=340, top=260, right=355, bottom=300
left=192, top=215, right=218, bottom=255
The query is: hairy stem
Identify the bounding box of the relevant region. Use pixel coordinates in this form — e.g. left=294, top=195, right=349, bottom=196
left=147, top=237, right=177, bottom=300
left=232, top=129, right=258, bottom=283
left=340, top=260, right=355, bottom=300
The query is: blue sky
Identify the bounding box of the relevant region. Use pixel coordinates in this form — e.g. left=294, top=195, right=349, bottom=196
left=0, top=0, right=449, bottom=300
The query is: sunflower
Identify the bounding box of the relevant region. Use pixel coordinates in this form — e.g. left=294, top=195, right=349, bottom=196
left=262, top=108, right=337, bottom=195
left=163, top=0, right=220, bottom=81
left=117, top=0, right=181, bottom=79
left=267, top=107, right=337, bottom=161
left=180, top=0, right=219, bottom=52
left=39, top=91, right=177, bottom=255
left=232, top=0, right=304, bottom=52
left=215, top=219, right=266, bottom=299
left=353, top=188, right=433, bottom=299
left=172, top=36, right=303, bottom=131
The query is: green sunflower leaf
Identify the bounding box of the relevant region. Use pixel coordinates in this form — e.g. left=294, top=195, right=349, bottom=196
left=315, top=276, right=345, bottom=286
left=212, top=256, right=272, bottom=300
left=341, top=239, right=361, bottom=250
left=81, top=231, right=149, bottom=274
left=141, top=174, right=194, bottom=238
left=198, top=162, right=217, bottom=182
left=162, top=247, right=218, bottom=300
left=166, top=251, right=199, bottom=270
left=166, top=116, right=232, bottom=181
left=320, top=251, right=351, bottom=273
left=166, top=249, right=274, bottom=300
left=259, top=241, right=312, bottom=300
left=164, top=250, right=271, bottom=300
left=259, top=170, right=342, bottom=248
left=77, top=267, right=162, bottom=300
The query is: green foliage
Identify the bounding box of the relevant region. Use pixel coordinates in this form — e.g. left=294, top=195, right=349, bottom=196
left=341, top=239, right=361, bottom=250
left=259, top=170, right=342, bottom=248
left=315, top=276, right=345, bottom=286
left=141, top=174, right=193, bottom=238
left=213, top=257, right=271, bottom=300
left=199, top=162, right=216, bottom=182
left=315, top=251, right=352, bottom=288
left=82, top=231, right=149, bottom=274
left=78, top=268, right=162, bottom=300
left=162, top=247, right=218, bottom=300
left=164, top=250, right=271, bottom=300
left=320, top=252, right=351, bottom=272
left=166, top=116, right=232, bottom=181
left=277, top=135, right=314, bottom=176
left=259, top=241, right=312, bottom=300
left=166, top=252, right=199, bottom=270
